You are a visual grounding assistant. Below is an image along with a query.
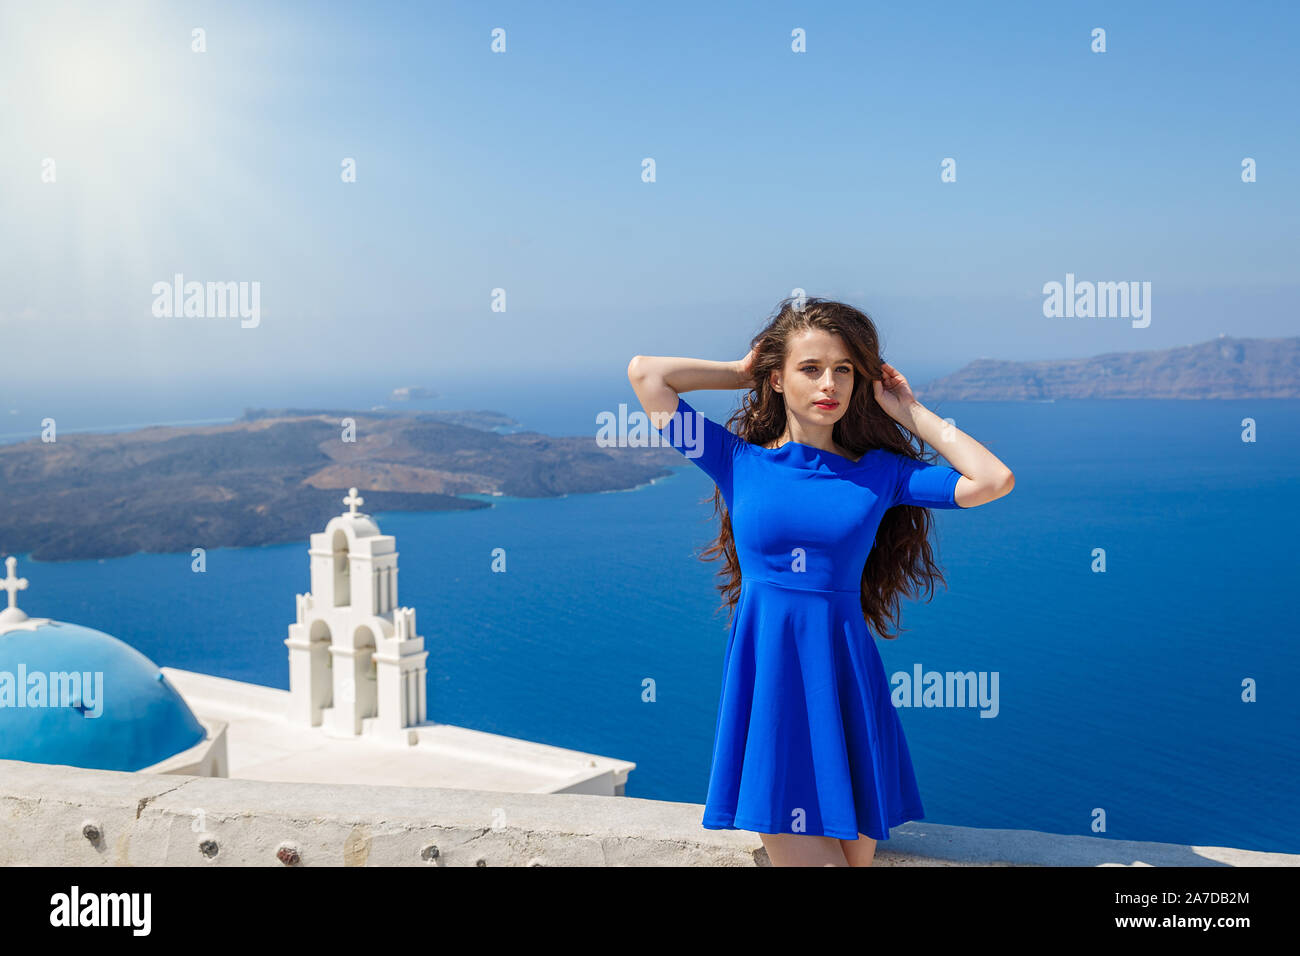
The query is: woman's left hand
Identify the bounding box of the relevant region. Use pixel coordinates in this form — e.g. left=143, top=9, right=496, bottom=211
left=872, top=362, right=920, bottom=424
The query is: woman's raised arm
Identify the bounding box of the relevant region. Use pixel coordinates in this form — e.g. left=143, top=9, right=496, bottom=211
left=627, top=351, right=754, bottom=428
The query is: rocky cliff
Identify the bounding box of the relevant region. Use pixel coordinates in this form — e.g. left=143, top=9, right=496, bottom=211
left=919, top=336, right=1300, bottom=401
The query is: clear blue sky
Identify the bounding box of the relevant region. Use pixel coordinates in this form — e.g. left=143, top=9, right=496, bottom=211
left=1, top=0, right=1296, bottom=404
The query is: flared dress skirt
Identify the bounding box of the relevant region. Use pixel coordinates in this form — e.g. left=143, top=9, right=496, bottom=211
left=701, top=577, right=924, bottom=840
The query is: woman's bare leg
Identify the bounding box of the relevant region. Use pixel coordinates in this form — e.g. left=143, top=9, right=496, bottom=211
left=839, top=833, right=877, bottom=867
left=759, top=832, right=849, bottom=867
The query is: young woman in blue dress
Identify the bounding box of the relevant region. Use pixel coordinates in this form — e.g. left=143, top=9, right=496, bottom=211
left=628, top=297, right=1014, bottom=866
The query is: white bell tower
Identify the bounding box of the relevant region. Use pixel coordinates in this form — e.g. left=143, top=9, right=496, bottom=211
left=284, top=488, right=429, bottom=742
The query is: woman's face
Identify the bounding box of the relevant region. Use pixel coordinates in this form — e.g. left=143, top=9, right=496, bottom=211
left=771, top=328, right=854, bottom=425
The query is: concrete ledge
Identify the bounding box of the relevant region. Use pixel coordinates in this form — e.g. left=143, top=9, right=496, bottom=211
left=0, top=758, right=759, bottom=866
left=875, top=821, right=1298, bottom=867
left=1, top=759, right=1295, bottom=866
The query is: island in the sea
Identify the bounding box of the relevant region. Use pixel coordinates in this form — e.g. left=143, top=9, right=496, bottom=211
left=389, top=386, right=437, bottom=401
left=0, top=408, right=680, bottom=561
left=919, top=335, right=1299, bottom=401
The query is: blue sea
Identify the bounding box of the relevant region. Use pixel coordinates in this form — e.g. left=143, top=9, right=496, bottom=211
left=9, top=399, right=1299, bottom=854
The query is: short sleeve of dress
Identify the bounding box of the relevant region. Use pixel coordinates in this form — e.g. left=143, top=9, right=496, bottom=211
left=652, top=393, right=741, bottom=495
left=893, top=451, right=964, bottom=509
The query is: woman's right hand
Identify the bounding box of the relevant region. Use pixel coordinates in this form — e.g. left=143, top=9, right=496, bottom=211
left=735, top=347, right=757, bottom=387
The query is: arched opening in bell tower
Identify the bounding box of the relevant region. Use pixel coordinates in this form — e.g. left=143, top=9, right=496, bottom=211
left=353, top=624, right=378, bottom=722
left=309, top=618, right=333, bottom=709
left=332, top=529, right=351, bottom=607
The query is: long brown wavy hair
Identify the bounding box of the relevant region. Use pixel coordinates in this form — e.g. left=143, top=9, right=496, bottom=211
left=698, top=295, right=949, bottom=640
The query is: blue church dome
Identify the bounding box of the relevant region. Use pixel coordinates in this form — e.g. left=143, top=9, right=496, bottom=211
left=0, top=616, right=207, bottom=773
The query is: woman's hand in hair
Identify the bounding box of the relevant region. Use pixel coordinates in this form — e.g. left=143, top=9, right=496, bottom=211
left=872, top=361, right=921, bottom=426
left=735, top=347, right=758, bottom=387
left=874, top=360, right=1015, bottom=506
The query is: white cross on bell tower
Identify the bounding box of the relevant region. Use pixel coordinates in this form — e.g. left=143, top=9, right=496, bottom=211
left=343, top=487, right=364, bottom=516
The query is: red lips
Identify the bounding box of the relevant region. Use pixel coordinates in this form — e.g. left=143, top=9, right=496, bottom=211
left=814, top=400, right=839, bottom=409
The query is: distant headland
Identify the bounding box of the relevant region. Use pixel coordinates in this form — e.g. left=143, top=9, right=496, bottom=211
left=919, top=335, right=1300, bottom=401
left=0, top=409, right=675, bottom=562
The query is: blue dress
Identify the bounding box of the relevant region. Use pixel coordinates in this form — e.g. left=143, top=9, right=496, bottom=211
left=655, top=393, right=964, bottom=841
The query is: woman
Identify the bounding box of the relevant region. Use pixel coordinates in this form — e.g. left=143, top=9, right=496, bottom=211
left=627, top=296, right=1014, bottom=867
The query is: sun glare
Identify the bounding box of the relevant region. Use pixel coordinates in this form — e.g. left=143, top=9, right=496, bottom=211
left=43, top=31, right=136, bottom=129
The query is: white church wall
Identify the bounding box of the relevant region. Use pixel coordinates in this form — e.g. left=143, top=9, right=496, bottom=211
left=139, top=718, right=229, bottom=777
